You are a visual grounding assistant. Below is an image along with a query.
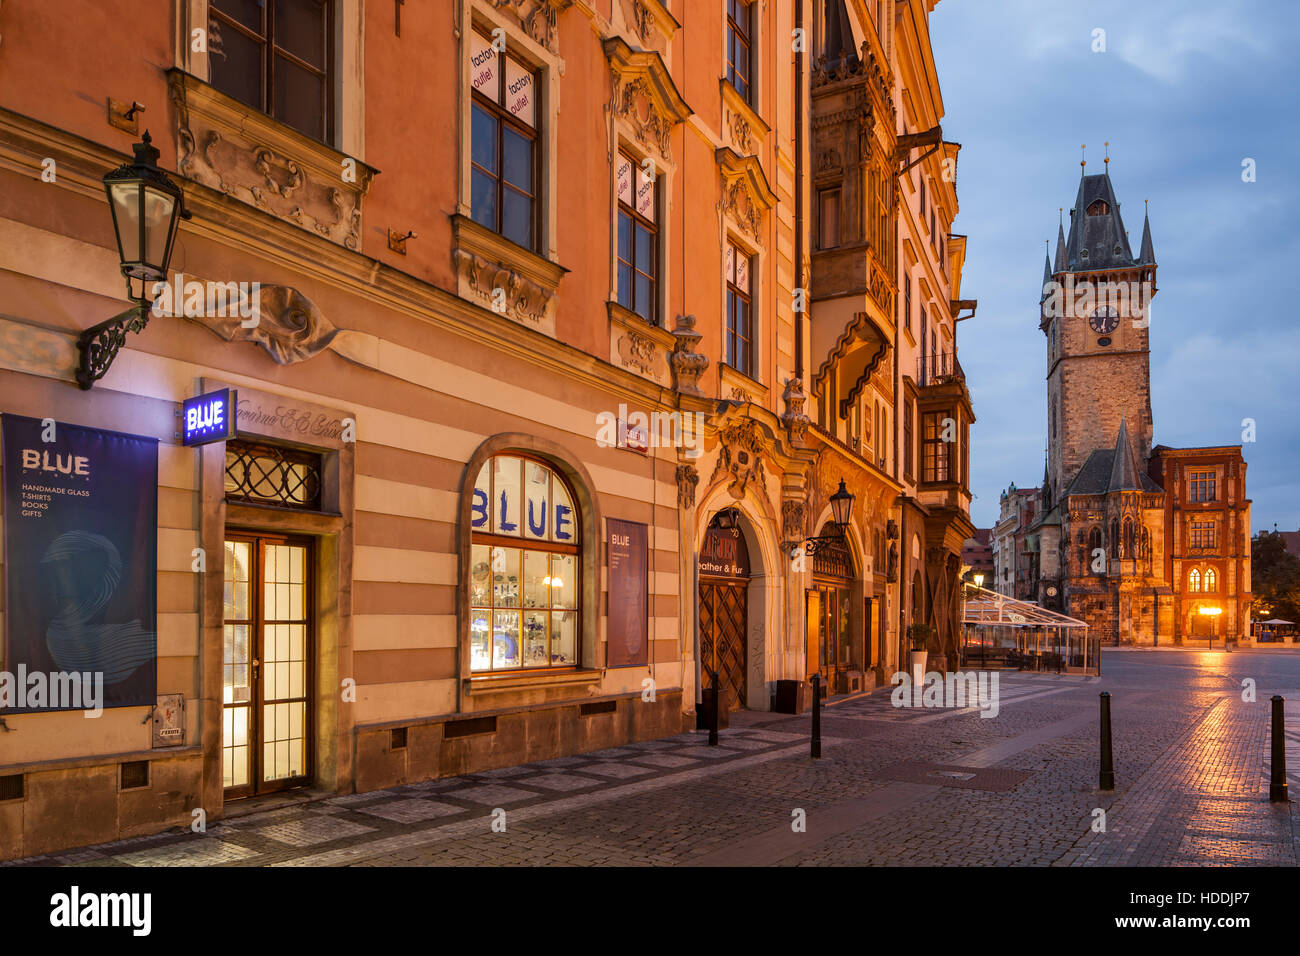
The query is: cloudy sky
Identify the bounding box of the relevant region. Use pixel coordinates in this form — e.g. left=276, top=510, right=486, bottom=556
left=929, top=0, right=1300, bottom=534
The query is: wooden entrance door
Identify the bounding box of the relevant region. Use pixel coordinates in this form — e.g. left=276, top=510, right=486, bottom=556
left=808, top=584, right=850, bottom=691
left=699, top=580, right=747, bottom=712
left=223, top=534, right=314, bottom=798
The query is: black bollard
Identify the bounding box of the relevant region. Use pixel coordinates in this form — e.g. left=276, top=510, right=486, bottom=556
left=1099, top=691, right=1115, bottom=791
left=1270, top=695, right=1288, bottom=803
left=708, top=669, right=720, bottom=746
left=811, top=672, right=822, bottom=759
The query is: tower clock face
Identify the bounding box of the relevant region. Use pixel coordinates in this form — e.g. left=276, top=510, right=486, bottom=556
left=1089, top=306, right=1120, bottom=335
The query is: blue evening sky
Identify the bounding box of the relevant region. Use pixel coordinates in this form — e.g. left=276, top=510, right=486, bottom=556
left=929, top=0, right=1300, bottom=535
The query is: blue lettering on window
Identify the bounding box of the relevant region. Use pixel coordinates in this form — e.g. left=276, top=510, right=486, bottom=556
left=555, top=504, right=573, bottom=541
left=471, top=489, right=489, bottom=529
left=499, top=490, right=517, bottom=532
left=527, top=498, right=548, bottom=537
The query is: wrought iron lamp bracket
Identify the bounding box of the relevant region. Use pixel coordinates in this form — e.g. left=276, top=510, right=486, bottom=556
left=75, top=295, right=151, bottom=390
left=803, top=526, right=846, bottom=556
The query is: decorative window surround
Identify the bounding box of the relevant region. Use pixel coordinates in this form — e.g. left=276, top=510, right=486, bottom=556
left=614, top=0, right=680, bottom=52
left=720, top=362, right=767, bottom=406
left=459, top=2, right=566, bottom=264
left=720, top=77, right=768, bottom=158
left=175, top=0, right=366, bottom=158
left=604, top=37, right=692, bottom=164
left=168, top=70, right=377, bottom=251
left=608, top=301, right=674, bottom=387
left=452, top=213, right=567, bottom=338
left=715, top=147, right=775, bottom=244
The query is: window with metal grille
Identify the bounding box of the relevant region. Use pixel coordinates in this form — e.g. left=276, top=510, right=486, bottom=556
left=208, top=0, right=334, bottom=143
left=121, top=760, right=150, bottom=790
left=0, top=774, right=22, bottom=801
left=225, top=440, right=323, bottom=509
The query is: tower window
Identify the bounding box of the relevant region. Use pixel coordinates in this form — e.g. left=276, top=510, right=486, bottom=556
left=1086, top=199, right=1110, bottom=216
left=1189, top=471, right=1217, bottom=502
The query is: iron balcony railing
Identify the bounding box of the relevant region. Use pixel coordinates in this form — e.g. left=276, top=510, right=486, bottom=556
left=917, top=348, right=964, bottom=387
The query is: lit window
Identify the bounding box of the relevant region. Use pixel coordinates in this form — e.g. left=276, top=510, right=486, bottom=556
left=921, top=411, right=951, bottom=483
left=1204, top=568, right=1217, bottom=592
left=616, top=151, right=658, bottom=322
left=470, top=456, right=580, bottom=672
left=1188, top=568, right=1202, bottom=592
left=725, top=241, right=754, bottom=377
left=470, top=29, right=539, bottom=251
left=208, top=0, right=334, bottom=142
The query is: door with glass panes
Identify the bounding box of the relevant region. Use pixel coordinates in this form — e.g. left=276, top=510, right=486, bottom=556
left=223, top=534, right=313, bottom=798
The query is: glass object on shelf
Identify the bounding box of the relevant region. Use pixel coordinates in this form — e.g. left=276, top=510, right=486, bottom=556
left=523, top=611, right=549, bottom=666
left=471, top=544, right=491, bottom=606
left=551, top=611, right=577, bottom=664
left=492, top=547, right=520, bottom=608
left=470, top=610, right=491, bottom=672
left=492, top=610, right=521, bottom=669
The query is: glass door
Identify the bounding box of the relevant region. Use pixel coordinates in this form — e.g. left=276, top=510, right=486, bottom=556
left=223, top=534, right=313, bottom=797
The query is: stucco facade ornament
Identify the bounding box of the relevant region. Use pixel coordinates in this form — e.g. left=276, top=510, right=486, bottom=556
left=669, top=314, right=708, bottom=395
left=455, top=248, right=552, bottom=329
left=730, top=110, right=754, bottom=154
left=782, top=499, right=807, bottom=549
left=711, top=420, right=768, bottom=501
left=490, top=0, right=573, bottom=54
left=630, top=0, right=655, bottom=42
left=721, top=179, right=762, bottom=239
left=676, top=463, right=699, bottom=509
left=169, top=71, right=374, bottom=251
left=781, top=377, right=811, bottom=443
left=605, top=38, right=692, bottom=163
left=194, top=285, right=339, bottom=365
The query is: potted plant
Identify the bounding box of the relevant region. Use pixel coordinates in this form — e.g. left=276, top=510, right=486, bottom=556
left=907, top=623, right=934, bottom=685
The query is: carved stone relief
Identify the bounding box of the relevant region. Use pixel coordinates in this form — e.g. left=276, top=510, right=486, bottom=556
left=676, top=463, right=699, bottom=509
left=711, top=420, right=768, bottom=501
left=191, top=285, right=339, bottom=365
left=670, top=314, right=709, bottom=395
left=454, top=248, right=554, bottom=332
left=489, top=0, right=573, bottom=54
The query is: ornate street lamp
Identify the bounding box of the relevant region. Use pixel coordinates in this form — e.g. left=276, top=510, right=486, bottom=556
left=77, top=131, right=189, bottom=389
left=973, top=572, right=985, bottom=589
left=803, top=479, right=854, bottom=555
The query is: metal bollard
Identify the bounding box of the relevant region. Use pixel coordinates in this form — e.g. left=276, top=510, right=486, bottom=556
left=1099, top=691, right=1115, bottom=791
left=708, top=669, right=720, bottom=746
left=811, top=672, right=822, bottom=759
left=1270, top=695, right=1288, bottom=803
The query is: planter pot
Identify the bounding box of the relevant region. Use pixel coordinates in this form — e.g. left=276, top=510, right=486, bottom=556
left=908, top=649, right=929, bottom=687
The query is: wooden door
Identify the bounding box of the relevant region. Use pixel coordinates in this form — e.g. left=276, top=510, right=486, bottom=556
left=699, top=581, right=747, bottom=712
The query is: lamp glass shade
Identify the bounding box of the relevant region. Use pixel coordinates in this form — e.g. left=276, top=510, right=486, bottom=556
left=103, top=133, right=184, bottom=286
left=973, top=574, right=985, bottom=588
left=108, top=182, right=141, bottom=266
left=142, top=184, right=178, bottom=274
left=829, top=479, right=853, bottom=527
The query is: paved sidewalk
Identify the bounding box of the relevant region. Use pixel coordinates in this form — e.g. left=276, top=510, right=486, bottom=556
left=6, top=653, right=1298, bottom=867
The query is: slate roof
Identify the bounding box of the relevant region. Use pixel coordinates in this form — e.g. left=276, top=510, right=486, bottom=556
left=1062, top=171, right=1148, bottom=272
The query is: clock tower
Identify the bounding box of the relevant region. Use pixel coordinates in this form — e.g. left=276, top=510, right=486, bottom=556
left=1040, top=169, right=1156, bottom=503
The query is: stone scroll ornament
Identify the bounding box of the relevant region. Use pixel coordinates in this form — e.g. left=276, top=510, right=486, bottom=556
left=196, top=285, right=339, bottom=365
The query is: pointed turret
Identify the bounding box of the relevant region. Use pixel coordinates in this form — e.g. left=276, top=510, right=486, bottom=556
left=1107, top=419, right=1143, bottom=492
left=1040, top=249, right=1053, bottom=301
left=1138, top=207, right=1155, bottom=265
left=1066, top=169, right=1135, bottom=270
left=1053, top=222, right=1068, bottom=274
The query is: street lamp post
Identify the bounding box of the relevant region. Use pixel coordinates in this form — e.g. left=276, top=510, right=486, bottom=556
left=802, top=479, right=854, bottom=555
left=77, top=131, right=189, bottom=389
left=1198, top=605, right=1223, bottom=650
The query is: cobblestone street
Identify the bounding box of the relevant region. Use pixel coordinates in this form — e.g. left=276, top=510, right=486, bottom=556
left=9, top=649, right=1300, bottom=868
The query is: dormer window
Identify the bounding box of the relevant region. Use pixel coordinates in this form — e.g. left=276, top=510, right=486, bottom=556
left=1086, top=199, right=1110, bottom=216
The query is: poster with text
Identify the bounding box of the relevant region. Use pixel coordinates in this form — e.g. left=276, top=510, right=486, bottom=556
left=2, top=415, right=158, bottom=712
left=606, top=518, right=648, bottom=668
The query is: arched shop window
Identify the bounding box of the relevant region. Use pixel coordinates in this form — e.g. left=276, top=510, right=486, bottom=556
left=469, top=455, right=579, bottom=672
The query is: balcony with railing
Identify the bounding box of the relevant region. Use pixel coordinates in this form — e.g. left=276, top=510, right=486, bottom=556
left=917, top=348, right=964, bottom=387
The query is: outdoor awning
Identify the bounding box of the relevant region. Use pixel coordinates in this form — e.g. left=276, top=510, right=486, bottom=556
left=962, top=585, right=1088, bottom=628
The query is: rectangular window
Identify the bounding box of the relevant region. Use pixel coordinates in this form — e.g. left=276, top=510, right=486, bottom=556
left=819, top=188, right=841, bottom=249
left=921, top=411, right=950, bottom=483
left=1189, top=471, right=1217, bottom=502
left=903, top=400, right=914, bottom=480
left=726, top=0, right=753, bottom=102
left=208, top=0, right=333, bottom=142
left=470, top=29, right=539, bottom=251
left=1189, top=520, right=1217, bottom=550
left=616, top=151, right=658, bottom=322
left=725, top=241, right=754, bottom=377
left=903, top=274, right=912, bottom=335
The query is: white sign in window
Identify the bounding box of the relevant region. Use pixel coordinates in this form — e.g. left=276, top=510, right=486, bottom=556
left=470, top=31, right=498, bottom=95
left=616, top=154, right=634, bottom=206
left=504, top=55, right=535, bottom=128
left=635, top=164, right=655, bottom=221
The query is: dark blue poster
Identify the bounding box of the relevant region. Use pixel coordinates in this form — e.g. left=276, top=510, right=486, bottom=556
left=2, top=415, right=158, bottom=712
left=606, top=518, right=648, bottom=668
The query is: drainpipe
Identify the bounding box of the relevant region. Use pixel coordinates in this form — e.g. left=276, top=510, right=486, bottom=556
left=794, top=0, right=805, bottom=383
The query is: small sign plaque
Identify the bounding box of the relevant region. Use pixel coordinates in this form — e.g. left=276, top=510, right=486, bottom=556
left=152, top=693, right=185, bottom=747
left=182, top=388, right=237, bottom=447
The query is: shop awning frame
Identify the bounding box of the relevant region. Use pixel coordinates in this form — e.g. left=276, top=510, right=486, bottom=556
left=962, top=584, right=1088, bottom=628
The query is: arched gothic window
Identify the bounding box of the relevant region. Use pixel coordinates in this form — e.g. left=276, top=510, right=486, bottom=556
left=1123, top=518, right=1135, bottom=559
left=1188, top=568, right=1202, bottom=593
left=1110, top=519, right=1120, bottom=558
left=1205, top=568, right=1217, bottom=592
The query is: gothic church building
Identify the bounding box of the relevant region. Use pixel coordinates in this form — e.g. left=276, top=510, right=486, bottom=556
left=1021, top=168, right=1251, bottom=645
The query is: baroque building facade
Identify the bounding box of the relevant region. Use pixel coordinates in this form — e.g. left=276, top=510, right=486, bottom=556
left=1017, top=168, right=1250, bottom=645
left=0, top=0, right=974, bottom=858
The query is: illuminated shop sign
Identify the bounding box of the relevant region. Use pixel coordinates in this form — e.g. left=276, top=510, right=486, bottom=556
left=182, top=388, right=237, bottom=447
